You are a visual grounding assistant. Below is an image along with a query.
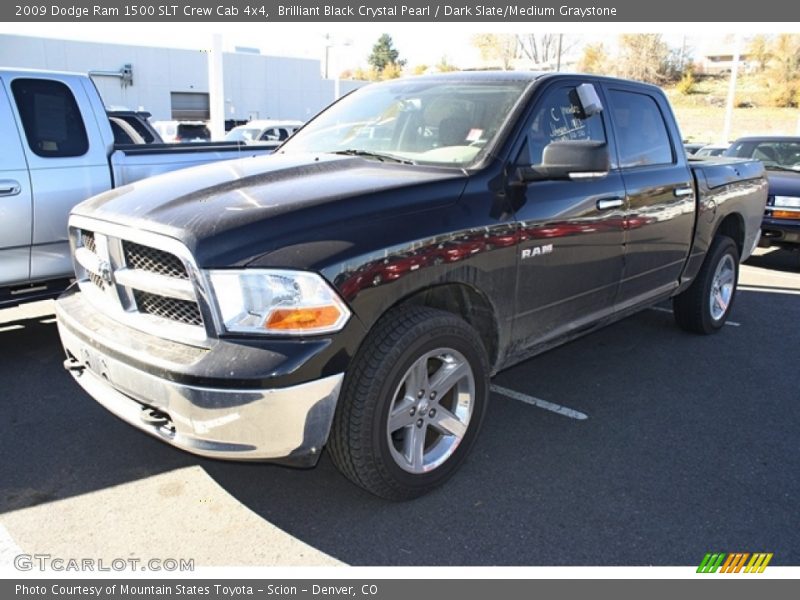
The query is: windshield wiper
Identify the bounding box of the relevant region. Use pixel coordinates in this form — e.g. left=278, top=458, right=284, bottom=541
left=331, top=149, right=416, bottom=165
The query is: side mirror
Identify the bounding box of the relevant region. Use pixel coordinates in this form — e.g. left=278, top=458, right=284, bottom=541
left=518, top=140, right=610, bottom=182
left=576, top=83, right=603, bottom=117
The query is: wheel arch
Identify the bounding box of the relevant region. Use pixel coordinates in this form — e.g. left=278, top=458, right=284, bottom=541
left=715, top=211, right=746, bottom=257
left=379, top=282, right=501, bottom=371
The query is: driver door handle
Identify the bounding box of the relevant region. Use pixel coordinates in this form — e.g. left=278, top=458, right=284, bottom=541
left=0, top=180, right=21, bottom=197
left=596, top=197, right=624, bottom=211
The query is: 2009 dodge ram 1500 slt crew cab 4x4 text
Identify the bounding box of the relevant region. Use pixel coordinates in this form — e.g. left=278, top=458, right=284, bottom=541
left=55, top=72, right=767, bottom=500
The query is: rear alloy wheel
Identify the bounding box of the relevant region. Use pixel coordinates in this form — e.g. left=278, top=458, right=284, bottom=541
left=328, top=306, right=489, bottom=500
left=673, top=235, right=740, bottom=334
left=708, top=253, right=736, bottom=322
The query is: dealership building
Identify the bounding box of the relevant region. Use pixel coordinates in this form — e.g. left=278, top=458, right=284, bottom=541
left=0, top=34, right=364, bottom=123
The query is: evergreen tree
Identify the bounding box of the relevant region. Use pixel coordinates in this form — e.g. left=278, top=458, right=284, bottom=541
left=368, top=34, right=406, bottom=71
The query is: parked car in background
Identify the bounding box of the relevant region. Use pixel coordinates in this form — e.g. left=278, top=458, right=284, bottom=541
left=726, top=136, right=800, bottom=257
left=152, top=120, right=211, bottom=143
left=107, top=109, right=163, bottom=144
left=108, top=116, right=147, bottom=144
left=56, top=71, right=767, bottom=500
left=694, top=143, right=729, bottom=157
left=224, top=120, right=303, bottom=145
left=0, top=68, right=275, bottom=307
left=684, top=142, right=707, bottom=155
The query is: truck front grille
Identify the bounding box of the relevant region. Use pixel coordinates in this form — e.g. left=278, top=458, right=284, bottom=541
left=88, top=271, right=106, bottom=291
left=81, top=230, right=97, bottom=254
left=133, top=290, right=203, bottom=326
left=124, top=242, right=189, bottom=279
left=73, top=225, right=206, bottom=341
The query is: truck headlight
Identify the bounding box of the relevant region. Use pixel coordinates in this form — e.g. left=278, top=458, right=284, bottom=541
left=208, top=270, right=350, bottom=335
left=773, top=196, right=800, bottom=208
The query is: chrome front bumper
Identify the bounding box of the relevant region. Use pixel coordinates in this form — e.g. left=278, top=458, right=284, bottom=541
left=57, top=302, right=343, bottom=466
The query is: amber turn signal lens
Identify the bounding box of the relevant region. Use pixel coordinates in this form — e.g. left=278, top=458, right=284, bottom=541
left=772, top=210, right=800, bottom=220
left=265, top=306, right=343, bottom=331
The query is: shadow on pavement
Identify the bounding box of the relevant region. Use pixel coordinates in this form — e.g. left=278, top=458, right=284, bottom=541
left=0, top=313, right=201, bottom=513
left=2, top=284, right=798, bottom=566
left=205, top=290, right=800, bottom=566
left=744, top=247, right=799, bottom=273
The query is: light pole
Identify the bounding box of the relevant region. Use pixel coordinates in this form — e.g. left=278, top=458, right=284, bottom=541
left=556, top=34, right=563, bottom=71
left=323, top=35, right=352, bottom=101
left=722, top=34, right=741, bottom=144
left=207, top=33, right=225, bottom=141
left=323, top=33, right=331, bottom=79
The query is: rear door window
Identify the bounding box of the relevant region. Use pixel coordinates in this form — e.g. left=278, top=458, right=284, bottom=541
left=607, top=90, right=673, bottom=168
left=11, top=78, right=89, bottom=158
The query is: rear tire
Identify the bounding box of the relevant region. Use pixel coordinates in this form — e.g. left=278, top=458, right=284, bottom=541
left=673, top=235, right=739, bottom=334
left=328, top=306, right=490, bottom=500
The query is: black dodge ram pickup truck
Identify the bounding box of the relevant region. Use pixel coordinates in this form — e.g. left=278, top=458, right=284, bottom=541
left=55, top=72, right=767, bottom=500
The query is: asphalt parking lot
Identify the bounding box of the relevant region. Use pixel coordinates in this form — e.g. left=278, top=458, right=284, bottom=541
left=1, top=247, right=798, bottom=567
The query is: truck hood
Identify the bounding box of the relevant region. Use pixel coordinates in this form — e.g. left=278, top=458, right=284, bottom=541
left=74, top=153, right=468, bottom=267
left=765, top=169, right=800, bottom=197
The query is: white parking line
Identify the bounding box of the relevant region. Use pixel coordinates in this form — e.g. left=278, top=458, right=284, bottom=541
left=740, top=266, right=800, bottom=281
left=0, top=524, right=24, bottom=567
left=647, top=306, right=740, bottom=326
left=738, top=285, right=800, bottom=296
left=490, top=384, right=588, bottom=420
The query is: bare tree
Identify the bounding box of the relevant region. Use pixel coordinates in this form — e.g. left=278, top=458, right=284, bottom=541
left=748, top=34, right=772, bottom=72
left=577, top=43, right=608, bottom=74
left=764, top=34, right=800, bottom=107
left=471, top=33, right=519, bottom=70
left=616, top=34, right=672, bottom=84
left=516, top=34, right=578, bottom=68
left=436, top=56, right=459, bottom=72
left=769, top=34, right=800, bottom=82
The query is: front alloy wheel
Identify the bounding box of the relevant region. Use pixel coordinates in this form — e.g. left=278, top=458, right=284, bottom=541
left=328, top=306, right=489, bottom=500
left=386, top=348, right=475, bottom=474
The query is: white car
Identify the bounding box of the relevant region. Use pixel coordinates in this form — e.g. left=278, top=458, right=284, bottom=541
left=695, top=143, right=729, bottom=157
left=151, top=120, right=211, bottom=143
left=224, top=120, right=303, bottom=145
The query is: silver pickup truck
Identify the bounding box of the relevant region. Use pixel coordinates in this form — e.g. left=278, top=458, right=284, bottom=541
left=0, top=68, right=276, bottom=307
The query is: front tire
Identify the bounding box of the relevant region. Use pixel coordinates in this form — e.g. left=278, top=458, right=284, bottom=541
left=673, top=235, right=739, bottom=334
left=328, top=306, right=490, bottom=500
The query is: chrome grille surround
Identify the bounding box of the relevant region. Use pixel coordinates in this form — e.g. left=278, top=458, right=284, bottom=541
left=70, top=215, right=215, bottom=346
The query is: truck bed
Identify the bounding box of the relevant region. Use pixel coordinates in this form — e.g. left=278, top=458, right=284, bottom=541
left=689, top=155, right=765, bottom=189
left=683, top=156, right=768, bottom=281
left=114, top=141, right=280, bottom=156
left=110, top=142, right=276, bottom=187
